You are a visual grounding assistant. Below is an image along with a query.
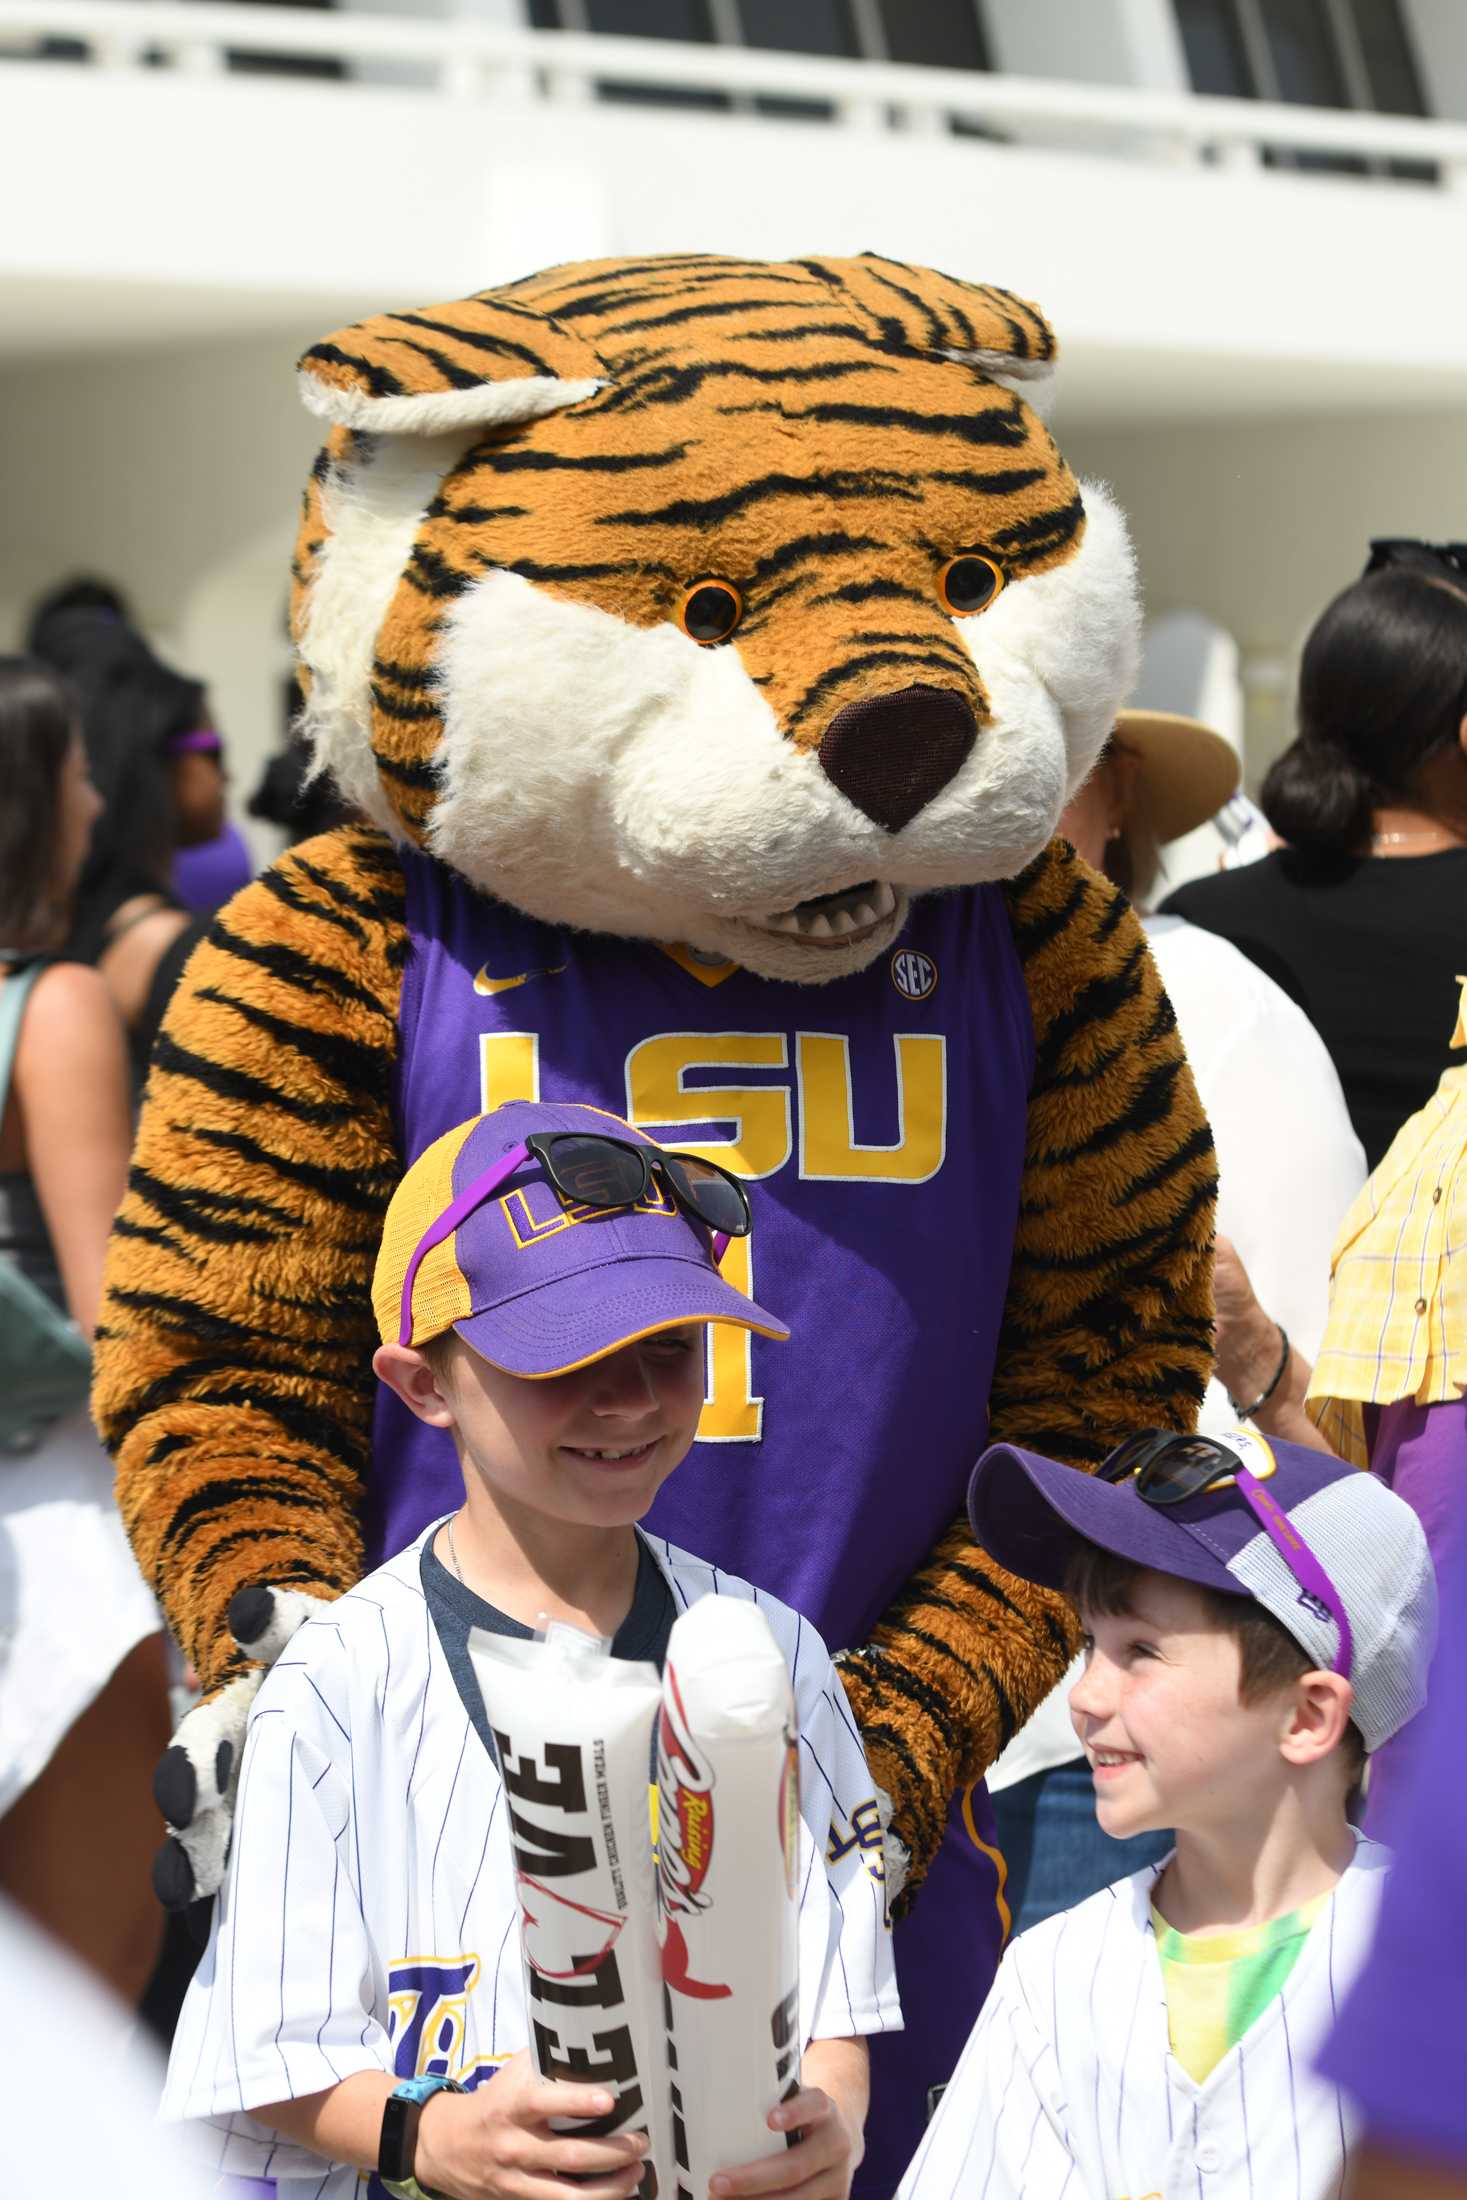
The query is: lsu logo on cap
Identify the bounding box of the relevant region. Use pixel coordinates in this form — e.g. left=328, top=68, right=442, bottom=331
left=890, top=948, right=938, bottom=1002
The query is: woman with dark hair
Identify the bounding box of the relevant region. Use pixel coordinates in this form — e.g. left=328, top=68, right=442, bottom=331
left=1163, top=551, right=1467, bottom=1167
left=0, top=657, right=170, bottom=2002
left=26, top=581, right=217, bottom=1076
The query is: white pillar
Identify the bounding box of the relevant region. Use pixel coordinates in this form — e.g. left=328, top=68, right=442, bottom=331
left=979, top=0, right=1191, bottom=90
left=1399, top=0, right=1467, bottom=121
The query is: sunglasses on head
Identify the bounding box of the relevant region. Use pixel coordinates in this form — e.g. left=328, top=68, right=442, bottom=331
left=398, top=1130, right=751, bottom=1347
left=1363, top=538, right=1467, bottom=584
left=1099, top=1430, right=1353, bottom=1680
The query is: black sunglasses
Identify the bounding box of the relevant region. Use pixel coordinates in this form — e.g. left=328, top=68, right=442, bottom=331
left=398, top=1129, right=751, bottom=1345
left=1098, top=1428, right=1245, bottom=1504
left=1098, top=1428, right=1353, bottom=1677
left=523, top=1131, right=752, bottom=1242
left=1363, top=538, right=1467, bottom=584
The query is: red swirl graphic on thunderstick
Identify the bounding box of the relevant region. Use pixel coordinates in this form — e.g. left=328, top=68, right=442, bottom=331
left=658, top=1665, right=732, bottom=2001
left=517, top=1876, right=627, bottom=1981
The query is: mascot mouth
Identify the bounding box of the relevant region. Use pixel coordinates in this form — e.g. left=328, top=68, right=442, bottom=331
left=745, top=880, right=897, bottom=948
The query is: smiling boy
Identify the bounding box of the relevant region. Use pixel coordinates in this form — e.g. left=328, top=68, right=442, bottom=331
left=898, top=1426, right=1435, bottom=2200
left=162, top=1100, right=897, bottom=2200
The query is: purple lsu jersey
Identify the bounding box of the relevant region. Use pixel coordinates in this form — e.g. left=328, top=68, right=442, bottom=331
left=372, top=851, right=1034, bottom=1654
left=373, top=851, right=1035, bottom=2195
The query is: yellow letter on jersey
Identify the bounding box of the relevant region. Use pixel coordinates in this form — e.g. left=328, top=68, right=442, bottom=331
left=699, top=1230, right=764, bottom=1443
left=624, top=1033, right=791, bottom=1179
left=797, top=1034, right=946, bottom=1183
left=624, top=1035, right=791, bottom=1444
left=479, top=1031, right=540, bottom=1113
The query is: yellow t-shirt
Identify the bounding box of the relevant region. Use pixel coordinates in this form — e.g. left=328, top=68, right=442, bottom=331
left=1151, top=1892, right=1329, bottom=2085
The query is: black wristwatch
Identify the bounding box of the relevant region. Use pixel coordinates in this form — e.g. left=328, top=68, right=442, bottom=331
left=378, top=2072, right=465, bottom=2199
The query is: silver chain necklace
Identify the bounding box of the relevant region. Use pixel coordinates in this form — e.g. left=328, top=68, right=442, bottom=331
left=445, top=1512, right=465, bottom=1584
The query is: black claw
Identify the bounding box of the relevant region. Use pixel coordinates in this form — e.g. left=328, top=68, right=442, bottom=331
left=215, top=1739, right=235, bottom=1796
left=153, top=1745, right=197, bottom=1829
left=228, top=1584, right=276, bottom=1650
left=152, top=1838, right=198, bottom=1913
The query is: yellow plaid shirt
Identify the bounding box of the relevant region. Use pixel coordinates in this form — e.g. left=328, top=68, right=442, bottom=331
left=1308, top=979, right=1467, bottom=1467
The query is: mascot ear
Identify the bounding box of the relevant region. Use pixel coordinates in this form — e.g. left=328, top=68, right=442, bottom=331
left=298, top=294, right=607, bottom=436
left=831, top=254, right=1057, bottom=403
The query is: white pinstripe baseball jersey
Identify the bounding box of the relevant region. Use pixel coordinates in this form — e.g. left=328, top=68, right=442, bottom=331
left=897, top=1836, right=1389, bottom=2200
left=163, top=1526, right=900, bottom=2196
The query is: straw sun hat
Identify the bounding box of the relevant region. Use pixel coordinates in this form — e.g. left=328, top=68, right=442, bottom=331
left=1110, top=708, right=1240, bottom=845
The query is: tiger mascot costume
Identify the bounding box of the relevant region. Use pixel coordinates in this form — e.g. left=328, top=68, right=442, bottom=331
left=97, top=253, right=1213, bottom=2191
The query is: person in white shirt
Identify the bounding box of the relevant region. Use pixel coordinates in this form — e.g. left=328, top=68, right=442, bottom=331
left=989, top=710, right=1365, bottom=1930
left=163, top=1099, right=898, bottom=2200
left=901, top=1424, right=1435, bottom=2200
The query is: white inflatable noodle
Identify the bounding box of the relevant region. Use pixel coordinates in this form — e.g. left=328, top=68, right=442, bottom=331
left=657, top=1598, right=801, bottom=2199
left=468, top=1630, right=671, bottom=2196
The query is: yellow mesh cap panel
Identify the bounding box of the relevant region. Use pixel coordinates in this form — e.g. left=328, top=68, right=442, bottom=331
left=371, top=1118, right=478, bottom=1346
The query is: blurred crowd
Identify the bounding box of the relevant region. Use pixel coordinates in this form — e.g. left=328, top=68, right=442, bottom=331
left=0, top=541, right=1464, bottom=2192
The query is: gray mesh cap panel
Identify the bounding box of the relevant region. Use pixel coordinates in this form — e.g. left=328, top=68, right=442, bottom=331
left=1227, top=1472, right=1437, bottom=1752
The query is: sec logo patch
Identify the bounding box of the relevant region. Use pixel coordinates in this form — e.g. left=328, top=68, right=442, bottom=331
left=890, top=948, right=937, bottom=1002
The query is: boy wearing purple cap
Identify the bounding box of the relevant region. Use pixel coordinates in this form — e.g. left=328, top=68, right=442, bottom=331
left=162, top=1102, right=899, bottom=2200
left=899, top=1425, right=1436, bottom=2200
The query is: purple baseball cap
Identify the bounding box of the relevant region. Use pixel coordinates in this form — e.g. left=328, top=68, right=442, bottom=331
left=373, top=1099, right=789, bottom=1377
left=966, top=1430, right=1436, bottom=1752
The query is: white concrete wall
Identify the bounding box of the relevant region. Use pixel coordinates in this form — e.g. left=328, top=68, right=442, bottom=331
left=1063, top=403, right=1467, bottom=784
left=0, top=330, right=320, bottom=861
left=4, top=59, right=1467, bottom=430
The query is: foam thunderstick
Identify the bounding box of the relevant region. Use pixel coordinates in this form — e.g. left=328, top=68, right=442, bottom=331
left=657, top=1599, right=801, bottom=2199
left=469, top=1630, right=671, bottom=2197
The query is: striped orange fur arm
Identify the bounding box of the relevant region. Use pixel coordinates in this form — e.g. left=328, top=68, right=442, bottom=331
left=839, top=840, right=1216, bottom=1897
left=991, top=841, right=1216, bottom=1459
left=93, top=825, right=407, bottom=1690
left=840, top=1521, right=1078, bottom=1910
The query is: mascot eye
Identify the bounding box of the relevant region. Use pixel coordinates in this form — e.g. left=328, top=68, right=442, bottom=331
left=938, top=553, right=1004, bottom=618
left=678, top=580, right=744, bottom=645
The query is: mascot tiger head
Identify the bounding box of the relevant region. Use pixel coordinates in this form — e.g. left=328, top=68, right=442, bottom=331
left=292, top=252, right=1138, bottom=982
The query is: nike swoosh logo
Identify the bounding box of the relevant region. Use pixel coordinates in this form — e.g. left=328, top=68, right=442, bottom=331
left=473, top=963, right=568, bottom=998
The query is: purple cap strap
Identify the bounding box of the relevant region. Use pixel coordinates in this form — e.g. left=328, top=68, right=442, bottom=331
left=398, top=1141, right=529, bottom=1346
left=165, top=727, right=223, bottom=756
left=1235, top=1467, right=1355, bottom=1680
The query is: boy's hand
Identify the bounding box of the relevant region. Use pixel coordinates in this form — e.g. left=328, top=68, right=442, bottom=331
left=709, top=2083, right=863, bottom=2200
left=415, top=2049, right=650, bottom=2200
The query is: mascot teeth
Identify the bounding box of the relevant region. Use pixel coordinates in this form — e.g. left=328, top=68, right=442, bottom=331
left=759, top=881, right=896, bottom=941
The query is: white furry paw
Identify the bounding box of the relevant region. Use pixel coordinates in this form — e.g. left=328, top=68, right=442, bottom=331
left=151, top=1587, right=336, bottom=1907
left=227, top=1583, right=335, bottom=1665
left=151, top=1672, right=261, bottom=1907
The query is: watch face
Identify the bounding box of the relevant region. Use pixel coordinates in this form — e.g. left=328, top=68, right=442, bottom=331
left=379, top=2091, right=420, bottom=2186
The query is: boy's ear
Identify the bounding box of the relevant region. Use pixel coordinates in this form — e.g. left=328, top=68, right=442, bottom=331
left=373, top=1340, right=456, bottom=1430
left=1278, top=1670, right=1354, bottom=1770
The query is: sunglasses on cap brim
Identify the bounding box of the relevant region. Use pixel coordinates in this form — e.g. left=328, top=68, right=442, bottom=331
left=398, top=1130, right=751, bottom=1348
left=1099, top=1429, right=1354, bottom=1681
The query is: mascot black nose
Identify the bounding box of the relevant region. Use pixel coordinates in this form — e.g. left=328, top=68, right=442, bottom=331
left=817, top=685, right=978, bottom=833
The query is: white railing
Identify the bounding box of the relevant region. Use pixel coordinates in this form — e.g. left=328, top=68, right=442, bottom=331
left=3, top=0, right=1466, bottom=182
